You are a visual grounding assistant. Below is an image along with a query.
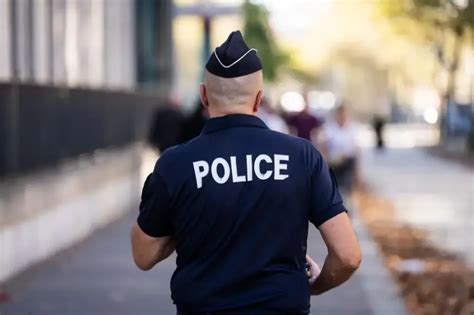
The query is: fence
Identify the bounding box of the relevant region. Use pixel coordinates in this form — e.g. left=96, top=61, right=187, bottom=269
left=0, top=83, right=158, bottom=177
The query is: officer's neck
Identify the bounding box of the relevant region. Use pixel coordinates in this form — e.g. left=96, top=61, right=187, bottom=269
left=208, top=105, right=256, bottom=118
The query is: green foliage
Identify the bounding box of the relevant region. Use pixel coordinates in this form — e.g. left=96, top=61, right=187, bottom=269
left=377, top=0, right=473, bottom=97
left=242, top=1, right=288, bottom=82
left=378, top=0, right=473, bottom=38
left=379, top=0, right=473, bottom=141
left=456, top=0, right=474, bottom=30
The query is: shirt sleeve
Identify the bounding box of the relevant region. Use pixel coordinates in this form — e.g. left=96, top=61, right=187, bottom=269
left=308, top=149, right=347, bottom=227
left=137, top=171, right=174, bottom=237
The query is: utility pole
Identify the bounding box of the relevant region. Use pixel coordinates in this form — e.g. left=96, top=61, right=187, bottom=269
left=174, top=1, right=240, bottom=69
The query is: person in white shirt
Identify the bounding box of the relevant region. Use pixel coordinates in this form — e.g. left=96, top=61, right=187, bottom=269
left=319, top=104, right=359, bottom=192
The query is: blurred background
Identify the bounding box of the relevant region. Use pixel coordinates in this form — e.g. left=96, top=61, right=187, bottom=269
left=0, top=0, right=473, bottom=314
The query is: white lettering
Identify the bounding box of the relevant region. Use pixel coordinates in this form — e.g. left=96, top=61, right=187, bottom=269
left=254, top=154, right=273, bottom=180
left=211, top=158, right=231, bottom=184
left=193, top=154, right=290, bottom=188
left=274, top=154, right=289, bottom=180
left=193, top=161, right=209, bottom=189
left=230, top=156, right=246, bottom=182
left=246, top=155, right=253, bottom=181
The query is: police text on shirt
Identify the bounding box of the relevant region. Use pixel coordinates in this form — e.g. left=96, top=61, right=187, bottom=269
left=193, top=154, right=289, bottom=189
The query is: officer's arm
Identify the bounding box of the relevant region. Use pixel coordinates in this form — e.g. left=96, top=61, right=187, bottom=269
left=131, top=223, right=175, bottom=271
left=310, top=212, right=361, bottom=295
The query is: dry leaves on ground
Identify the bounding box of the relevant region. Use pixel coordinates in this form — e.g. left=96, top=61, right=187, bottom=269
left=353, top=190, right=474, bottom=315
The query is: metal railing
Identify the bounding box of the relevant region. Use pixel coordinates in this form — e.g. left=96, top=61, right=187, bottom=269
left=0, top=83, right=158, bottom=177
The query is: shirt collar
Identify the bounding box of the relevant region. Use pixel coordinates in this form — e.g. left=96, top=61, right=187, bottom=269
left=201, top=114, right=268, bottom=134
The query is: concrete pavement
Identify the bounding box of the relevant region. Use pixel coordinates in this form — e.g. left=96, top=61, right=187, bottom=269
left=1, top=213, right=176, bottom=315
left=361, top=147, right=474, bottom=267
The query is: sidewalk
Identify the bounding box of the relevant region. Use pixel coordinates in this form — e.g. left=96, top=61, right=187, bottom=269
left=361, top=147, right=474, bottom=267
left=0, top=213, right=177, bottom=315
left=0, top=207, right=406, bottom=315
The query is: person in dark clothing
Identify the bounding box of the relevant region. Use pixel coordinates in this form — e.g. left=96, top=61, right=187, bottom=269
left=372, top=115, right=386, bottom=150
left=285, top=103, right=323, bottom=144
left=181, top=101, right=209, bottom=142
left=148, top=99, right=185, bottom=153
left=132, top=31, right=361, bottom=315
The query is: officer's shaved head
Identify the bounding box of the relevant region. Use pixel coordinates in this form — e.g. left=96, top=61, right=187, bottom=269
left=202, top=31, right=264, bottom=116
left=200, top=70, right=263, bottom=116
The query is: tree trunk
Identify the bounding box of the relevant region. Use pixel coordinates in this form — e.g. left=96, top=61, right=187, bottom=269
left=442, top=30, right=463, bottom=142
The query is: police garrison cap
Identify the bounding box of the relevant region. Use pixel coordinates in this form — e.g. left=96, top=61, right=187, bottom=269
left=206, top=30, right=262, bottom=78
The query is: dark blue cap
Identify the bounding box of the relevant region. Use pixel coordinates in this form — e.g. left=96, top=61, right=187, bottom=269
left=205, top=31, right=263, bottom=78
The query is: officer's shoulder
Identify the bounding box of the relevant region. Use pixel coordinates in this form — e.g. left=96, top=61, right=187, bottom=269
left=267, top=130, right=324, bottom=169
left=153, top=144, right=183, bottom=173
left=267, top=129, right=320, bottom=152
left=157, top=142, right=185, bottom=161
left=155, top=137, right=200, bottom=167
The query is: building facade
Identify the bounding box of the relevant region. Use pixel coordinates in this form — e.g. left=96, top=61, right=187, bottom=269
left=0, top=0, right=139, bottom=89
left=0, top=0, right=173, bottom=177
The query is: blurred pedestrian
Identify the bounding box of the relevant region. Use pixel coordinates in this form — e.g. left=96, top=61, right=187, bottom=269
left=148, top=95, right=184, bottom=153
left=180, top=100, right=209, bottom=142
left=372, top=115, right=386, bottom=150
left=132, top=31, right=360, bottom=315
left=319, top=104, right=359, bottom=193
left=257, top=97, right=289, bottom=134
left=285, top=99, right=323, bottom=144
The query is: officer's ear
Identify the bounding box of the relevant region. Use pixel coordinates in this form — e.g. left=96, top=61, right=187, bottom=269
left=200, top=84, right=209, bottom=109
left=253, top=90, right=264, bottom=113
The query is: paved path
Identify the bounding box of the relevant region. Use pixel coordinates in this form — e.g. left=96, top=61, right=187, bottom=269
left=361, top=147, right=474, bottom=266
left=0, top=208, right=404, bottom=315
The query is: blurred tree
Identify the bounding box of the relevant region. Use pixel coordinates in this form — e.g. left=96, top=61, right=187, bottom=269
left=242, top=0, right=288, bottom=82
left=377, top=0, right=473, bottom=136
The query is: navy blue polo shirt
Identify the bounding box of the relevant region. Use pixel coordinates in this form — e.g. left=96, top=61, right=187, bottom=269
left=137, top=114, right=346, bottom=314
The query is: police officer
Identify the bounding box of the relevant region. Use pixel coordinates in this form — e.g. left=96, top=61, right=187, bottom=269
left=131, top=31, right=361, bottom=315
